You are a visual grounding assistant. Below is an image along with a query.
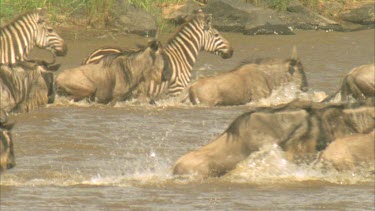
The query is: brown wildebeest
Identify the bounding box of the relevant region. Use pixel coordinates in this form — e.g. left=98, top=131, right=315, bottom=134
left=316, top=131, right=374, bottom=171
left=0, top=63, right=55, bottom=113
left=0, top=110, right=15, bottom=171
left=172, top=100, right=374, bottom=178
left=188, top=51, right=308, bottom=106
left=324, top=64, right=375, bottom=102
left=55, top=40, right=169, bottom=104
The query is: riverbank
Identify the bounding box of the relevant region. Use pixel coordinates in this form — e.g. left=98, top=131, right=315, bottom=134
left=1, top=0, right=374, bottom=35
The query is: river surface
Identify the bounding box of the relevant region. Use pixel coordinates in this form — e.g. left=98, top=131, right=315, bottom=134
left=1, top=29, right=374, bottom=210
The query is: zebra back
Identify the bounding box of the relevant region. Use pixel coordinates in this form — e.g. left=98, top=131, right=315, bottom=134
left=0, top=8, right=66, bottom=65
left=81, top=47, right=123, bottom=65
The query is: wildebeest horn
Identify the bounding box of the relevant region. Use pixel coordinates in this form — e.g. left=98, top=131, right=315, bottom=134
left=291, top=46, right=298, bottom=60
left=154, top=28, right=160, bottom=40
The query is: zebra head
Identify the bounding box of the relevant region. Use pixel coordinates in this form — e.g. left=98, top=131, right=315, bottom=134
left=197, top=11, right=233, bottom=59
left=35, top=10, right=67, bottom=57
left=0, top=110, right=15, bottom=172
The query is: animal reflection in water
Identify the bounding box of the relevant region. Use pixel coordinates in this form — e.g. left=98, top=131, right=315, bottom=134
left=173, top=100, right=374, bottom=178
left=55, top=40, right=169, bottom=104
left=188, top=48, right=308, bottom=106
left=0, top=110, right=15, bottom=172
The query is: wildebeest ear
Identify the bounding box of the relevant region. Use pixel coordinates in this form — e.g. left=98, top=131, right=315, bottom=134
left=148, top=39, right=161, bottom=51
left=0, top=110, right=15, bottom=130
left=1, top=120, right=15, bottom=130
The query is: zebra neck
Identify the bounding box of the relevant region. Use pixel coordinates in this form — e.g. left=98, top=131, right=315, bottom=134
left=164, top=28, right=202, bottom=91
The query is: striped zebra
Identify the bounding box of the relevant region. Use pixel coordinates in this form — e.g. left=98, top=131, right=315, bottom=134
left=82, top=9, right=233, bottom=99
left=0, top=8, right=67, bottom=65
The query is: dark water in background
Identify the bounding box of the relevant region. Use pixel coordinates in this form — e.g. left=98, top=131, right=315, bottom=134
left=1, top=30, right=374, bottom=210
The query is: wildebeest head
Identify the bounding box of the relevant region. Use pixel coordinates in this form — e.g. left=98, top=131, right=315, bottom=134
left=255, top=47, right=308, bottom=92
left=194, top=10, right=233, bottom=59
left=35, top=8, right=68, bottom=57
left=0, top=110, right=15, bottom=172
left=146, top=40, right=171, bottom=83
left=120, top=39, right=169, bottom=85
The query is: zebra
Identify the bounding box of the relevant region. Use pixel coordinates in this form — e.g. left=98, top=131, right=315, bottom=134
left=81, top=9, right=233, bottom=99
left=0, top=8, right=67, bottom=65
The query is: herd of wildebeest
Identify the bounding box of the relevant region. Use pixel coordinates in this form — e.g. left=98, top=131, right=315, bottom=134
left=0, top=9, right=374, bottom=179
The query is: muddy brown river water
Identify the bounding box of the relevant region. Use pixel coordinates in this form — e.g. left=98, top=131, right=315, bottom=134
left=1, top=29, right=374, bottom=210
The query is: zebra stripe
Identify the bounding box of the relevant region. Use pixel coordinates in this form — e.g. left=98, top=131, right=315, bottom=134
left=0, top=9, right=67, bottom=65
left=81, top=47, right=123, bottom=65
left=157, top=9, right=233, bottom=96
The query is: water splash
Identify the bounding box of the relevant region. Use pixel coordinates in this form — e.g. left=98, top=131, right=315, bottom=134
left=248, top=83, right=327, bottom=107
left=223, top=144, right=374, bottom=185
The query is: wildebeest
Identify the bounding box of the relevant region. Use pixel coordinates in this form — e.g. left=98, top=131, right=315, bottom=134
left=324, top=64, right=375, bottom=102
left=188, top=50, right=308, bottom=106
left=172, top=100, right=374, bottom=178
left=0, top=62, right=55, bottom=113
left=55, top=40, right=169, bottom=104
left=0, top=109, right=15, bottom=171
left=316, top=131, right=374, bottom=171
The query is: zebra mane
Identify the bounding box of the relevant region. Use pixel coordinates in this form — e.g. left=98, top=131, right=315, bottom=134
left=1, top=10, right=40, bottom=29
left=166, top=11, right=203, bottom=45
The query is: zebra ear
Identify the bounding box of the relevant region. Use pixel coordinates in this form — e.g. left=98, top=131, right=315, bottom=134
left=35, top=8, right=48, bottom=22
left=194, top=9, right=203, bottom=14
left=204, top=14, right=212, bottom=30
